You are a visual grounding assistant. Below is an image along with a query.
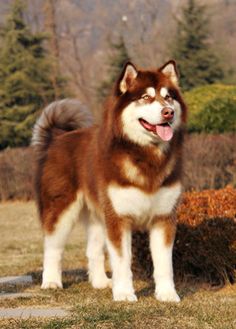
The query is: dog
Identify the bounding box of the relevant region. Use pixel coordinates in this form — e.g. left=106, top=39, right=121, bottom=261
left=32, top=60, right=187, bottom=302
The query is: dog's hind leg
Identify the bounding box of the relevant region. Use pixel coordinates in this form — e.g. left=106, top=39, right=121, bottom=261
left=41, top=195, right=82, bottom=289
left=86, top=218, right=111, bottom=289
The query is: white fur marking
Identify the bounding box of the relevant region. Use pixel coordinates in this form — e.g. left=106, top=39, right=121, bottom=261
left=150, top=224, right=180, bottom=302
left=108, top=183, right=182, bottom=224
left=152, top=183, right=182, bottom=216
left=121, top=100, right=163, bottom=145
left=86, top=219, right=111, bottom=289
left=122, top=157, right=145, bottom=185
left=146, top=87, right=156, bottom=98
left=161, top=63, right=178, bottom=85
left=41, top=193, right=83, bottom=289
left=171, top=100, right=182, bottom=130
left=120, top=64, right=138, bottom=93
left=121, top=95, right=182, bottom=146
left=160, top=87, right=168, bottom=98
left=106, top=230, right=137, bottom=301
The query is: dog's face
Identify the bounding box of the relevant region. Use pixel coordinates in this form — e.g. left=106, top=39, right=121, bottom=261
left=113, top=61, right=187, bottom=146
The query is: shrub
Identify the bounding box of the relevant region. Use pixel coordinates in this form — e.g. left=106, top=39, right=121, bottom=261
left=185, top=84, right=236, bottom=133
left=132, top=187, right=236, bottom=285
left=0, top=147, right=34, bottom=200
left=196, top=97, right=236, bottom=133
left=183, top=133, right=236, bottom=190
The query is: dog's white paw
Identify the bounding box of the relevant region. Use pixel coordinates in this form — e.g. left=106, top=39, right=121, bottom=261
left=155, top=289, right=180, bottom=303
left=113, top=292, right=138, bottom=302
left=41, top=281, right=63, bottom=289
left=91, top=277, right=112, bottom=289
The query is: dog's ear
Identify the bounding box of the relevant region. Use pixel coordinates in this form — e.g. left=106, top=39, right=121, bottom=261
left=159, top=60, right=179, bottom=86
left=118, top=62, right=138, bottom=94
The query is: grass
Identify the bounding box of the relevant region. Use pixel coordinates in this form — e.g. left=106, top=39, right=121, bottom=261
left=0, top=201, right=235, bottom=329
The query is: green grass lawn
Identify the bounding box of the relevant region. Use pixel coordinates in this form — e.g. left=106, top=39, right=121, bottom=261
left=0, top=201, right=235, bottom=329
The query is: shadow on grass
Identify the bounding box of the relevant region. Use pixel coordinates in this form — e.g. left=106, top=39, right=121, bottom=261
left=136, top=285, right=154, bottom=298
left=15, top=217, right=234, bottom=300
left=27, top=268, right=88, bottom=289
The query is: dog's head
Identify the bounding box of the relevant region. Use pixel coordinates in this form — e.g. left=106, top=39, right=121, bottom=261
left=111, top=61, right=187, bottom=146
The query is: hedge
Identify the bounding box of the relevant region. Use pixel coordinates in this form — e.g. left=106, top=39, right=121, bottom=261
left=132, top=187, right=236, bottom=285
left=184, top=84, right=236, bottom=133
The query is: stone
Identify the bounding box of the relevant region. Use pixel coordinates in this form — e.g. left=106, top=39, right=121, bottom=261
left=0, top=292, right=32, bottom=299
left=0, top=275, right=33, bottom=285
left=0, top=307, right=69, bottom=318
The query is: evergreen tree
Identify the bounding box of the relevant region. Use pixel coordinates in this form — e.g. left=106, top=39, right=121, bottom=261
left=172, top=0, right=224, bottom=90
left=0, top=0, right=66, bottom=149
left=97, top=36, right=130, bottom=101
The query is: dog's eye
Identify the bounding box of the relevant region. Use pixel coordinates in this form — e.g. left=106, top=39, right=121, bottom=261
left=141, top=94, right=151, bottom=101
left=164, top=94, right=172, bottom=101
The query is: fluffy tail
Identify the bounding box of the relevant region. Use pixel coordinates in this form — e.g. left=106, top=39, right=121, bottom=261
left=32, top=99, right=93, bottom=157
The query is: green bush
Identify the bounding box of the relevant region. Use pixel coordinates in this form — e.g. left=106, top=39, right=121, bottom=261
left=185, top=84, right=236, bottom=133
left=196, top=98, right=236, bottom=133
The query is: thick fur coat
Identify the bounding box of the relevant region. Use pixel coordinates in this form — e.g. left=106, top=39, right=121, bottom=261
left=32, top=61, right=187, bottom=302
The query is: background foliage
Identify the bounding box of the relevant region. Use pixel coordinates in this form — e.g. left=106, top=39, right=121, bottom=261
left=0, top=0, right=66, bottom=149
left=185, top=84, right=236, bottom=133
left=97, top=36, right=130, bottom=101
left=172, top=0, right=224, bottom=90
left=0, top=0, right=235, bottom=150
left=0, top=0, right=235, bottom=190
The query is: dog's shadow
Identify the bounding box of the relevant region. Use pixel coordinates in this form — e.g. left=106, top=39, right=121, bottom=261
left=21, top=217, right=235, bottom=299
left=25, top=269, right=222, bottom=301
left=27, top=268, right=88, bottom=289
left=136, top=285, right=154, bottom=298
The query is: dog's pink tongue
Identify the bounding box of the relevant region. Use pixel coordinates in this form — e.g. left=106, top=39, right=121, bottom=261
left=155, top=124, right=173, bottom=141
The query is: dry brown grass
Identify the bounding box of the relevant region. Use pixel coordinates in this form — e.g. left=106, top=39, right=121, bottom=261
left=0, top=200, right=235, bottom=328
left=183, top=133, right=236, bottom=191
left=0, top=201, right=87, bottom=277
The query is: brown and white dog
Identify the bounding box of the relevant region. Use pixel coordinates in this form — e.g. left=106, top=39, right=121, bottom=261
left=32, top=60, right=187, bottom=302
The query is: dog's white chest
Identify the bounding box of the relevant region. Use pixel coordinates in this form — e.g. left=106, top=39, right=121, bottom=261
left=108, top=183, right=181, bottom=222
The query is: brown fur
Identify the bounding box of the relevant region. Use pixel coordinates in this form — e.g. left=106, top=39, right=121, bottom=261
left=151, top=215, right=177, bottom=246
left=33, top=62, right=187, bottom=251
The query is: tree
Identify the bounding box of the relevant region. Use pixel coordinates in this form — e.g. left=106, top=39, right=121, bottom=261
left=0, top=0, right=66, bottom=149
left=97, top=36, right=130, bottom=101
left=172, top=0, right=224, bottom=90
left=43, top=0, right=61, bottom=99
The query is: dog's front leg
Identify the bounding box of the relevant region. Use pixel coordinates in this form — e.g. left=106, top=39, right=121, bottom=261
left=106, top=220, right=137, bottom=302
left=150, top=217, right=180, bottom=302
left=86, top=218, right=112, bottom=289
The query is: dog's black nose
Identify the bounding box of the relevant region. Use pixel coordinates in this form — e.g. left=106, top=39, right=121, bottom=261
left=161, top=107, right=174, bottom=120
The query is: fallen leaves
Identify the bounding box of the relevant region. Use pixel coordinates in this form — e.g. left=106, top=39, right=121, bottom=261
left=178, top=186, right=236, bottom=226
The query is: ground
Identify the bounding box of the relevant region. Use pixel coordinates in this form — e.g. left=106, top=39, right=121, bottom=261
left=0, top=201, right=235, bottom=329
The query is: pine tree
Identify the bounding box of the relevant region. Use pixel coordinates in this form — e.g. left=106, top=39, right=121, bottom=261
left=0, top=0, right=66, bottom=149
left=172, top=0, right=224, bottom=90
left=97, top=36, right=130, bottom=101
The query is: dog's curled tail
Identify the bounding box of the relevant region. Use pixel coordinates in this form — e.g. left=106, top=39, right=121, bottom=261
left=32, top=99, right=93, bottom=157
